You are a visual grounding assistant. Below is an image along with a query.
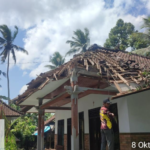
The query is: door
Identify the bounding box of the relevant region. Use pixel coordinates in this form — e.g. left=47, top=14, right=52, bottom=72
left=67, top=118, right=71, bottom=150
left=89, top=107, right=101, bottom=150
left=109, top=103, right=120, bottom=150
left=79, top=112, right=84, bottom=150
left=58, top=120, right=64, bottom=146
left=88, top=104, right=120, bottom=150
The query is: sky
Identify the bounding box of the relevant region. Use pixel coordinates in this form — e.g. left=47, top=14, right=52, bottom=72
left=0, top=0, right=150, bottom=100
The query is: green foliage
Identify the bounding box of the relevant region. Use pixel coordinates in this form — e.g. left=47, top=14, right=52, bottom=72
left=45, top=52, right=65, bottom=70
left=130, top=16, right=150, bottom=52
left=11, top=116, right=36, bottom=149
left=5, top=134, right=17, bottom=150
left=66, top=28, right=90, bottom=56
left=45, top=112, right=53, bottom=121
left=0, top=70, right=6, bottom=87
left=0, top=25, right=28, bottom=103
left=129, top=32, right=150, bottom=50
left=10, top=103, right=20, bottom=111
left=141, top=16, right=150, bottom=36
left=26, top=112, right=53, bottom=126
left=0, top=25, right=28, bottom=63
left=0, top=106, right=17, bottom=150
left=104, top=19, right=135, bottom=50
left=136, top=71, right=150, bottom=90
left=132, top=46, right=150, bottom=57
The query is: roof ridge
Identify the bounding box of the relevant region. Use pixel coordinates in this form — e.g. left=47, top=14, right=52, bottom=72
left=87, top=44, right=150, bottom=60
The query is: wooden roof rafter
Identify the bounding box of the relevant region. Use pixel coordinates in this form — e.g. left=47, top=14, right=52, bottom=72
left=13, top=45, right=150, bottom=105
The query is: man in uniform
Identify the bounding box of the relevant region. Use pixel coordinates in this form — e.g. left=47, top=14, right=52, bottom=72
left=100, top=98, right=114, bottom=150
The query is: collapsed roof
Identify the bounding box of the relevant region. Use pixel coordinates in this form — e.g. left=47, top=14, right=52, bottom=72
left=13, top=44, right=150, bottom=105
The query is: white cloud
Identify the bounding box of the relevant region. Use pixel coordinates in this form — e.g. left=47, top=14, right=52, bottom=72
left=29, top=63, right=50, bottom=78
left=19, top=85, right=28, bottom=94
left=1, top=0, right=148, bottom=78
left=22, top=71, right=27, bottom=76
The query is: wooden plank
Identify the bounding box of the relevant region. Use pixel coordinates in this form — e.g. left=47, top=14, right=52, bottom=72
left=79, top=89, right=117, bottom=99
left=40, top=92, right=69, bottom=109
left=84, top=59, right=89, bottom=70
left=46, top=107, right=71, bottom=110
left=43, top=79, right=70, bottom=99
left=21, top=106, right=33, bottom=112
left=113, top=81, right=122, bottom=93
left=87, top=58, right=95, bottom=65
left=53, top=73, right=58, bottom=80
left=130, top=76, right=139, bottom=84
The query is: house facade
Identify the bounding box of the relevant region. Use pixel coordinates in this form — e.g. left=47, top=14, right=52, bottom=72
left=13, top=45, right=150, bottom=150
left=54, top=89, right=150, bottom=150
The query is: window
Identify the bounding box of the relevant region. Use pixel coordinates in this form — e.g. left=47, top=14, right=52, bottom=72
left=58, top=120, right=64, bottom=145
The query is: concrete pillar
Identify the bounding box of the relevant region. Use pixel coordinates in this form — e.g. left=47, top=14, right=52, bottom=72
left=37, top=109, right=41, bottom=150
left=70, top=69, right=79, bottom=150
left=41, top=110, right=45, bottom=150
left=37, top=109, right=44, bottom=150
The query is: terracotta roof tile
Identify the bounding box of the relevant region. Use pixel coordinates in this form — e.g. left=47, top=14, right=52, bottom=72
left=0, top=100, right=23, bottom=117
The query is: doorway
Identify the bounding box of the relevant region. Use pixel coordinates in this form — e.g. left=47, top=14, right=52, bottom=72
left=79, top=112, right=84, bottom=150
left=67, top=112, right=85, bottom=150
left=67, top=118, right=71, bottom=150
left=89, top=107, right=101, bottom=150
left=88, top=103, right=120, bottom=150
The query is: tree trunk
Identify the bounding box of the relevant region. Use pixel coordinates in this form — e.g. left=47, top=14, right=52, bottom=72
left=7, top=51, right=10, bottom=106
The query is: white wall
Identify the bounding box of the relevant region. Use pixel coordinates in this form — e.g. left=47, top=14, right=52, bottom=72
left=55, top=93, right=131, bottom=134
left=113, top=97, right=130, bottom=133
left=55, top=90, right=150, bottom=134
left=127, top=90, right=150, bottom=132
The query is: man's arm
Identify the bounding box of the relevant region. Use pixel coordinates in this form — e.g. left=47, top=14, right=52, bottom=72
left=107, top=111, right=114, bottom=117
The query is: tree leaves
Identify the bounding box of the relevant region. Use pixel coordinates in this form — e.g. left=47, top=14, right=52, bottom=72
left=104, top=19, right=135, bottom=50
left=0, top=25, right=28, bottom=64
left=66, top=28, right=90, bottom=56
left=45, top=51, right=65, bottom=70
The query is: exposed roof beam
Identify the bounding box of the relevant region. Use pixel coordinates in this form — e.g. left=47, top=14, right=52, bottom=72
left=46, top=107, right=71, bottom=110
left=21, top=106, right=33, bottom=113
left=43, top=80, right=70, bottom=99
left=78, top=89, right=117, bottom=99
left=40, top=92, right=69, bottom=109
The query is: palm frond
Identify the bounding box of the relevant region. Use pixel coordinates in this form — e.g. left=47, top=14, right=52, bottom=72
left=133, top=32, right=150, bottom=41
left=0, top=95, right=9, bottom=100
left=12, top=26, right=18, bottom=41
left=0, top=48, right=8, bottom=63
left=0, top=46, right=3, bottom=50
left=0, top=70, right=6, bottom=77
left=84, top=28, right=89, bottom=39
left=11, top=49, right=16, bottom=63
left=45, top=65, right=56, bottom=70
left=0, top=25, right=12, bottom=42
left=141, top=16, right=150, bottom=29
left=65, top=48, right=80, bottom=56
left=13, top=45, right=28, bottom=54
left=66, top=28, right=90, bottom=56
left=0, top=37, right=5, bottom=45
left=45, top=51, right=65, bottom=70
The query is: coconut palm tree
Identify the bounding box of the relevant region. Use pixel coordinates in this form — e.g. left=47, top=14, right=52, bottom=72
left=0, top=25, right=28, bottom=105
left=66, top=28, right=90, bottom=56
left=139, top=16, right=150, bottom=41
left=45, top=51, right=65, bottom=70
